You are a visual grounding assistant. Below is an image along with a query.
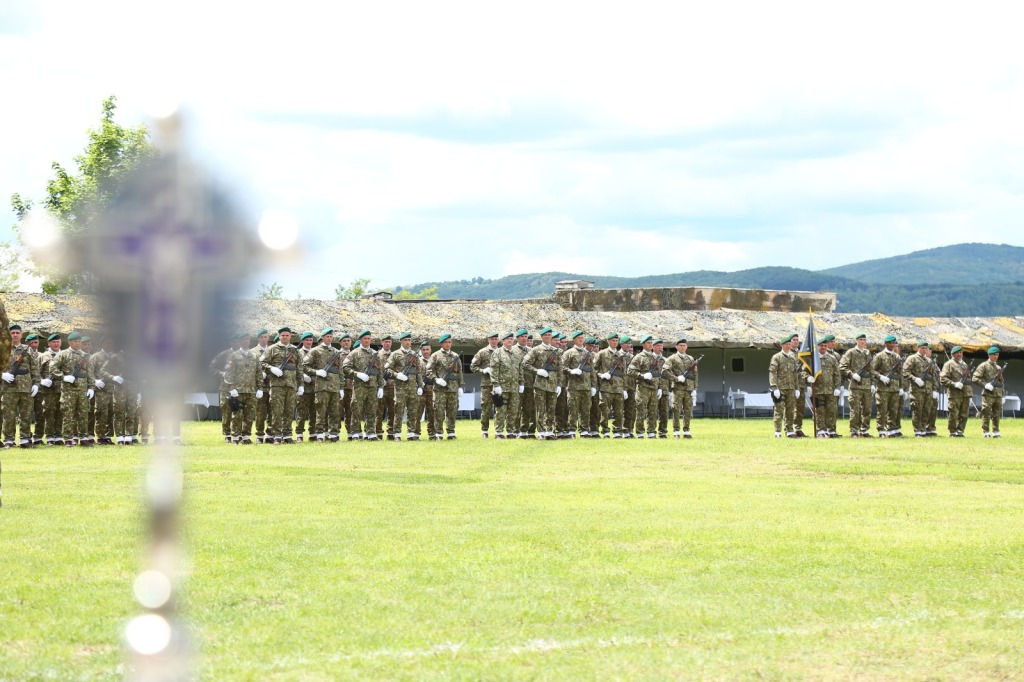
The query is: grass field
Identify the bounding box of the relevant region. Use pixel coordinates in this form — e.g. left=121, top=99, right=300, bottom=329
left=2, top=419, right=1023, bottom=680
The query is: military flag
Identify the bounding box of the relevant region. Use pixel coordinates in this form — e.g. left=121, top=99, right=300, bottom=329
left=797, top=311, right=821, bottom=379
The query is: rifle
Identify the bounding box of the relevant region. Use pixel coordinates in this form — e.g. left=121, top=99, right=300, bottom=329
left=959, top=359, right=975, bottom=384
left=278, top=346, right=297, bottom=372
left=993, top=362, right=1007, bottom=388
left=365, top=350, right=381, bottom=377
left=441, top=352, right=460, bottom=383
left=883, top=353, right=905, bottom=380
left=541, top=350, right=560, bottom=374
left=404, top=351, right=419, bottom=376
left=6, top=347, right=28, bottom=376
left=651, top=355, right=664, bottom=379
left=677, top=354, right=704, bottom=382
left=71, top=352, right=89, bottom=380
left=578, top=349, right=594, bottom=373
left=322, top=347, right=343, bottom=375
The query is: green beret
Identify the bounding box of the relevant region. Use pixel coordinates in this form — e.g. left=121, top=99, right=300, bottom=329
left=47, top=333, right=61, bottom=342
left=438, top=333, right=452, bottom=343
left=572, top=330, right=584, bottom=339
left=337, top=333, right=350, bottom=340
left=255, top=329, right=269, bottom=337
left=620, top=336, right=631, bottom=344
left=884, top=335, right=897, bottom=343
left=80, top=335, right=92, bottom=343
left=528, top=335, right=534, bottom=340
left=606, top=332, right=619, bottom=341
left=585, top=337, right=597, bottom=345
left=788, top=333, right=799, bottom=341
left=278, top=326, right=292, bottom=334
left=357, top=330, right=371, bottom=339
left=516, top=329, right=528, bottom=337
left=8, top=324, right=21, bottom=331
left=820, top=334, right=835, bottom=343
left=299, top=332, right=313, bottom=341
left=855, top=333, right=867, bottom=340
left=420, top=340, right=431, bottom=347
left=988, top=346, right=1000, bottom=355
left=640, top=335, right=653, bottom=344
left=270, top=334, right=279, bottom=344
left=779, top=336, right=791, bottom=345
left=950, top=345, right=963, bottom=354
left=653, top=339, right=664, bottom=346
left=398, top=332, right=412, bottom=340
left=917, top=340, right=928, bottom=348
left=352, top=340, right=360, bottom=349
left=676, top=338, right=688, bottom=346
left=67, top=332, right=81, bottom=341
left=539, top=327, right=553, bottom=336
left=381, top=335, right=392, bottom=341
left=487, top=331, right=499, bottom=339
left=321, top=328, right=335, bottom=337
left=25, top=333, right=38, bottom=341
left=500, top=332, right=513, bottom=341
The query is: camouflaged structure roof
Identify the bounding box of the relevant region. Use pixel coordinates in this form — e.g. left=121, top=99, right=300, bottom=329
left=3, top=292, right=1022, bottom=355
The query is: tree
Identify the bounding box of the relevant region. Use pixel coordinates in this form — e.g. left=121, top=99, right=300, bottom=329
left=392, top=285, right=440, bottom=300
left=10, top=95, right=158, bottom=293
left=257, top=282, right=284, bottom=299
left=0, top=244, right=29, bottom=292
left=334, top=277, right=372, bottom=300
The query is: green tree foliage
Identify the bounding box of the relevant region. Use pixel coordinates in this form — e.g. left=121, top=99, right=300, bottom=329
left=257, top=282, right=284, bottom=299
left=334, top=277, right=372, bottom=300
left=392, top=285, right=440, bottom=300
left=10, top=96, right=158, bottom=293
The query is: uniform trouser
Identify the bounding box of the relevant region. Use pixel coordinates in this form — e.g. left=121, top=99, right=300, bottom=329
left=341, top=380, right=354, bottom=435
left=93, top=390, right=114, bottom=440
left=623, top=389, right=636, bottom=435
left=556, top=389, right=569, bottom=433
left=534, top=389, right=556, bottom=434
left=420, top=387, right=436, bottom=437
left=656, top=391, right=669, bottom=435
left=112, top=389, right=138, bottom=438
left=813, top=393, right=838, bottom=434
left=351, top=385, right=378, bottom=435
left=589, top=392, right=601, bottom=434
left=230, top=393, right=256, bottom=438
left=43, top=388, right=62, bottom=440
left=601, top=390, right=624, bottom=434
left=672, top=389, right=693, bottom=432
left=88, top=395, right=96, bottom=436
left=377, top=382, right=396, bottom=437
left=61, top=389, right=91, bottom=440
left=2, top=391, right=33, bottom=443
left=910, top=389, right=936, bottom=433
left=493, top=388, right=519, bottom=434
left=219, top=390, right=231, bottom=436
left=314, top=390, right=340, bottom=436
left=479, top=385, right=492, bottom=432
left=848, top=389, right=872, bottom=434
left=518, top=385, right=536, bottom=435
left=269, top=386, right=296, bottom=439
left=875, top=391, right=900, bottom=433
left=794, top=393, right=805, bottom=432
left=981, top=394, right=1001, bottom=433
left=635, top=387, right=659, bottom=435
left=296, top=385, right=315, bottom=435
left=254, top=388, right=270, bottom=437
left=567, top=389, right=590, bottom=434
left=393, top=389, right=420, bottom=437
left=773, top=391, right=796, bottom=433
left=33, top=392, right=45, bottom=439
left=434, top=390, right=458, bottom=435
left=138, top=405, right=152, bottom=439
left=947, top=394, right=969, bottom=434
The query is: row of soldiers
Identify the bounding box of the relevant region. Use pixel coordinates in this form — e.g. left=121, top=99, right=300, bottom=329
left=211, top=327, right=701, bottom=443
left=1, top=325, right=178, bottom=448
left=769, top=332, right=1008, bottom=438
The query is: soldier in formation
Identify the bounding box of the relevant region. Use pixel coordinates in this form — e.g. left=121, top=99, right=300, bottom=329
left=839, top=333, right=873, bottom=437
left=426, top=333, right=463, bottom=439
left=973, top=346, right=1005, bottom=438
left=903, top=341, right=941, bottom=437
left=940, top=345, right=972, bottom=437
left=802, top=339, right=841, bottom=438
left=769, top=336, right=800, bottom=438
left=386, top=332, right=424, bottom=441
left=470, top=333, right=499, bottom=438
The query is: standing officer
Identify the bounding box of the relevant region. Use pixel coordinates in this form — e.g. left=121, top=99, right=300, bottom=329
left=522, top=328, right=560, bottom=440
left=903, top=341, right=939, bottom=437
left=2, top=324, right=40, bottom=448
left=209, top=336, right=237, bottom=443
left=586, top=337, right=603, bottom=437
left=343, top=330, right=384, bottom=440
left=87, top=335, right=115, bottom=445
left=224, top=331, right=262, bottom=444
left=262, top=326, right=302, bottom=444
left=24, top=333, right=45, bottom=445
left=973, top=346, right=1005, bottom=438
left=99, top=345, right=133, bottom=445
left=769, top=336, right=799, bottom=438
left=386, top=332, right=425, bottom=441
left=513, top=329, right=534, bottom=438
left=819, top=334, right=843, bottom=437
left=803, top=339, right=841, bottom=438
left=940, top=345, right=972, bottom=437
left=250, top=329, right=271, bottom=443
left=37, top=333, right=63, bottom=445
left=470, top=332, right=499, bottom=438
left=839, top=333, right=874, bottom=437
left=335, top=333, right=353, bottom=438
left=304, top=329, right=344, bottom=442
left=561, top=331, right=594, bottom=438
left=665, top=338, right=698, bottom=438
left=489, top=332, right=522, bottom=439
left=627, top=335, right=660, bottom=439
left=48, top=331, right=93, bottom=446
left=595, top=333, right=626, bottom=438
left=871, top=335, right=905, bottom=438
left=418, top=341, right=436, bottom=440
left=295, top=331, right=316, bottom=443
left=376, top=335, right=396, bottom=441
left=620, top=337, right=637, bottom=437
left=426, top=333, right=463, bottom=440
left=652, top=340, right=670, bottom=438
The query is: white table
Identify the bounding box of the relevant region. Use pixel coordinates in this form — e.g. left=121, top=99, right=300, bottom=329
left=729, top=391, right=776, bottom=417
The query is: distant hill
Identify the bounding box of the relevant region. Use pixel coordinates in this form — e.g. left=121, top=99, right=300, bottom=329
left=393, top=243, right=1024, bottom=316
left=821, top=243, right=1024, bottom=284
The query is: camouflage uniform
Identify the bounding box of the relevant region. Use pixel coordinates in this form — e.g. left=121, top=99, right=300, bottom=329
left=554, top=341, right=570, bottom=437
left=470, top=340, right=498, bottom=436
left=209, top=346, right=234, bottom=441
left=376, top=343, right=395, bottom=439
left=343, top=342, right=384, bottom=439
left=586, top=341, right=603, bottom=437
left=768, top=346, right=799, bottom=436
left=100, top=351, right=137, bottom=443
left=88, top=349, right=114, bottom=444
left=627, top=347, right=661, bottom=438
left=304, top=341, right=344, bottom=441
left=903, top=348, right=940, bottom=436
left=514, top=336, right=535, bottom=437
left=49, top=345, right=93, bottom=444
left=2, top=343, right=40, bottom=447
left=426, top=344, right=463, bottom=439
left=386, top=344, right=425, bottom=440
left=652, top=350, right=670, bottom=437
left=871, top=346, right=905, bottom=437
left=418, top=346, right=436, bottom=439
left=802, top=349, right=841, bottom=438
left=522, top=341, right=561, bottom=438
left=296, top=342, right=316, bottom=441
left=839, top=344, right=874, bottom=437
left=261, top=340, right=301, bottom=443
left=940, top=353, right=973, bottom=436
left=665, top=349, right=698, bottom=436
left=621, top=344, right=637, bottom=437
left=561, top=339, right=595, bottom=437
left=224, top=346, right=262, bottom=442
left=973, top=354, right=1005, bottom=436
left=594, top=342, right=627, bottom=437
left=489, top=340, right=522, bottom=438
left=250, top=342, right=271, bottom=441
left=37, top=341, right=63, bottom=444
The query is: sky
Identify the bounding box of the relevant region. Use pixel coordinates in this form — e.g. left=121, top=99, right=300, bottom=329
left=2, top=1, right=1023, bottom=298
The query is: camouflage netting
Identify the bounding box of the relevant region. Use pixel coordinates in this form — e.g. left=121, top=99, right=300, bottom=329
left=2, top=293, right=1022, bottom=355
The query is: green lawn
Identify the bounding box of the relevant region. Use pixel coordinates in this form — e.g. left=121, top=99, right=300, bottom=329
left=2, top=419, right=1023, bottom=680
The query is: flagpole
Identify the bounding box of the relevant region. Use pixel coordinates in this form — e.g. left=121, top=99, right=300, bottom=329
left=808, top=307, right=816, bottom=437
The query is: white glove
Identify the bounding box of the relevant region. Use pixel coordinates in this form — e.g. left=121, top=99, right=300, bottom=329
left=113, top=375, right=124, bottom=384
left=898, top=389, right=906, bottom=397
left=458, top=387, right=464, bottom=397
left=954, top=381, right=963, bottom=390
left=377, top=388, right=384, bottom=399
left=772, top=389, right=781, bottom=399
left=931, top=391, right=939, bottom=400
left=303, top=373, right=312, bottom=383
left=642, top=372, right=653, bottom=381
left=340, top=389, right=345, bottom=398
left=356, top=372, right=370, bottom=383
left=493, top=385, right=502, bottom=395
left=879, top=375, right=891, bottom=385
left=676, top=375, right=685, bottom=383
left=94, top=379, right=105, bottom=389
left=256, top=389, right=264, bottom=399
left=482, top=367, right=491, bottom=375
left=657, top=389, right=663, bottom=399
left=871, top=385, right=877, bottom=394
left=794, top=390, right=800, bottom=398
left=833, top=388, right=841, bottom=397
left=806, top=375, right=815, bottom=385
left=63, top=375, right=76, bottom=384
left=691, top=390, right=697, bottom=401
left=599, top=372, right=611, bottom=380
left=569, top=367, right=583, bottom=376
left=985, top=382, right=994, bottom=392
left=229, top=389, right=238, bottom=398
left=1, top=372, right=14, bottom=383
left=518, top=385, right=524, bottom=394
left=914, top=377, right=924, bottom=387
left=297, top=386, right=304, bottom=396
left=395, top=372, right=408, bottom=382
left=269, top=366, right=284, bottom=377
left=556, top=386, right=562, bottom=397
left=435, top=377, right=447, bottom=387
left=623, top=390, right=629, bottom=399
left=31, top=384, right=38, bottom=397
left=536, top=368, right=549, bottom=378
left=316, top=369, right=327, bottom=378
left=262, top=371, right=267, bottom=380
left=87, top=388, right=95, bottom=399
left=590, top=387, right=597, bottom=397
left=851, top=372, right=861, bottom=382
left=40, top=378, right=53, bottom=388
left=416, top=387, right=423, bottom=396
